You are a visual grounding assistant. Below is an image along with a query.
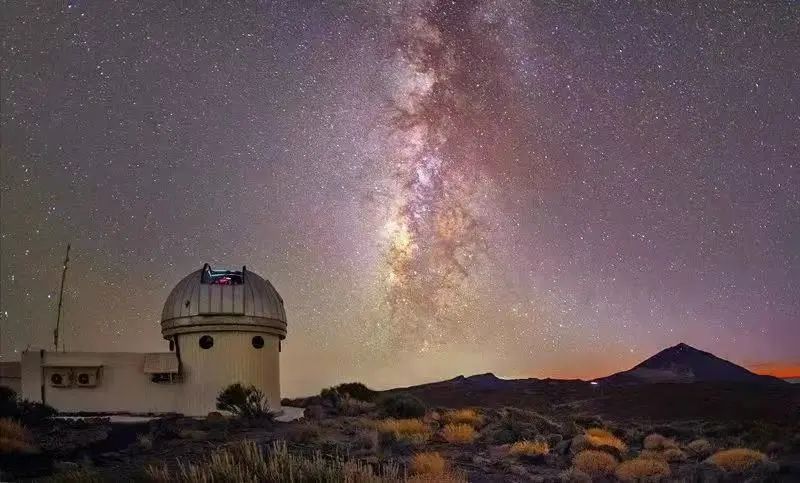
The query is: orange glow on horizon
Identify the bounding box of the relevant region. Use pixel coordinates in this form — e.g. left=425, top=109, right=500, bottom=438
left=749, top=362, right=800, bottom=379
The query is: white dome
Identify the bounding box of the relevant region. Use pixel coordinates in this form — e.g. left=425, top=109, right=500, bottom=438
left=160, top=265, right=287, bottom=338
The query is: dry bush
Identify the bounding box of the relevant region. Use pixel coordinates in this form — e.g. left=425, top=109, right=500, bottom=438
left=643, top=433, right=678, bottom=450
left=572, top=449, right=618, bottom=477
left=707, top=448, right=768, bottom=472
left=410, top=451, right=446, bottom=475
left=441, top=423, right=477, bottom=444
left=509, top=440, right=549, bottom=457
left=574, top=428, right=627, bottom=455
left=614, top=457, right=670, bottom=481
left=443, top=409, right=483, bottom=427
left=376, top=418, right=432, bottom=444
left=146, top=440, right=402, bottom=482
left=686, top=438, right=713, bottom=458
left=662, top=447, right=687, bottom=462
left=0, top=417, right=35, bottom=454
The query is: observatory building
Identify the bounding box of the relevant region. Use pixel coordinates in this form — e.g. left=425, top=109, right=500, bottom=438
left=16, top=264, right=287, bottom=416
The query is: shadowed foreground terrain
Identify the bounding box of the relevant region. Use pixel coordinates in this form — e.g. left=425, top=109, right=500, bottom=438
left=1, top=345, right=799, bottom=482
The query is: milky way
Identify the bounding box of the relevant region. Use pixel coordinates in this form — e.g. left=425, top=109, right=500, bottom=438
left=2, top=1, right=798, bottom=394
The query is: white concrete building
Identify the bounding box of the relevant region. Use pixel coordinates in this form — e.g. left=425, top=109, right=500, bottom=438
left=16, top=264, right=287, bottom=416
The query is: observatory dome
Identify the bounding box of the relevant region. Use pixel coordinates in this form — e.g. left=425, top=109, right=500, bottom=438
left=160, top=264, right=287, bottom=339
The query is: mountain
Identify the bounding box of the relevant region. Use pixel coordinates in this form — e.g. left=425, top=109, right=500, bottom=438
left=595, top=343, right=787, bottom=385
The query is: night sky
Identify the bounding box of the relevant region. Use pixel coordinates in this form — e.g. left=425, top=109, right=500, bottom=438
left=2, top=1, right=798, bottom=395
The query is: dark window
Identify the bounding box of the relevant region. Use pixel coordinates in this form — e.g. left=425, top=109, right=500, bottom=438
left=77, top=373, right=90, bottom=385
left=51, top=373, right=63, bottom=385
left=252, top=335, right=264, bottom=349
left=199, top=335, right=214, bottom=349
left=169, top=340, right=175, bottom=351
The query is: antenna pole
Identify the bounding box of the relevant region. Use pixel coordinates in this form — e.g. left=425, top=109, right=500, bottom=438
left=54, top=244, right=70, bottom=352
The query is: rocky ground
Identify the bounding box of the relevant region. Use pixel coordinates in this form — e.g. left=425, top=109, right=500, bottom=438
left=2, top=381, right=799, bottom=482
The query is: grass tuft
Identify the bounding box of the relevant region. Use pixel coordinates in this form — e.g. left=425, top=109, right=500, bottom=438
left=442, top=409, right=483, bottom=427
left=0, top=417, right=35, bottom=454
left=376, top=418, right=432, bottom=444
left=572, top=449, right=618, bottom=477
left=707, top=448, right=768, bottom=472
left=509, top=440, right=549, bottom=457
left=410, top=451, right=447, bottom=475
left=441, top=423, right=477, bottom=444
left=614, top=457, right=670, bottom=481
left=583, top=428, right=627, bottom=453
left=145, top=440, right=402, bottom=482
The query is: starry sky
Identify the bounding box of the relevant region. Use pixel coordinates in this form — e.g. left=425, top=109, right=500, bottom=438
left=2, top=1, right=798, bottom=395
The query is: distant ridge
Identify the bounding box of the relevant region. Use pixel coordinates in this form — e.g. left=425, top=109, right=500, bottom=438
left=595, top=343, right=787, bottom=385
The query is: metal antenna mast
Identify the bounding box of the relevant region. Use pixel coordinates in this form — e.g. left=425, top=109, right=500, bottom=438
left=54, top=244, right=70, bottom=351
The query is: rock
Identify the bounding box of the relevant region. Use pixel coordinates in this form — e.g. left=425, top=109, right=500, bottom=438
left=554, top=439, right=571, bottom=455
left=472, top=455, right=491, bottom=466
left=546, top=433, right=563, bottom=447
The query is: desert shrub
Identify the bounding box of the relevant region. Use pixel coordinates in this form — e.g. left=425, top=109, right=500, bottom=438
left=572, top=428, right=627, bottom=457
left=376, top=418, right=431, bottom=444
left=146, top=440, right=402, bottom=482
left=686, top=438, right=713, bottom=458
left=0, top=388, right=56, bottom=426
left=137, top=433, right=153, bottom=450
left=339, top=396, right=375, bottom=416
left=643, top=433, right=678, bottom=450
left=442, top=423, right=477, bottom=444
left=707, top=448, right=768, bottom=472
left=410, top=451, right=446, bottom=475
left=0, top=417, right=35, bottom=453
left=614, top=457, right=670, bottom=481
left=379, top=393, right=426, bottom=419
left=504, top=407, right=562, bottom=433
left=286, top=423, right=322, bottom=443
left=572, top=449, right=618, bottom=477
left=509, top=440, right=549, bottom=457
left=443, top=409, right=483, bottom=427
left=573, top=414, right=604, bottom=429
left=216, top=383, right=272, bottom=419
left=352, top=429, right=379, bottom=453
left=485, top=408, right=561, bottom=444
left=332, top=382, right=377, bottom=402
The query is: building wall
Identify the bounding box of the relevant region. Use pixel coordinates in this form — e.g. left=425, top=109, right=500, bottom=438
left=177, top=330, right=280, bottom=416
left=23, top=351, right=180, bottom=414
left=21, top=350, right=43, bottom=402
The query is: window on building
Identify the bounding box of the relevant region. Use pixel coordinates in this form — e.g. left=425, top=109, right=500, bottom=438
left=51, top=373, right=63, bottom=385
left=252, top=335, right=264, bottom=349
left=169, top=340, right=175, bottom=351
left=199, top=335, right=214, bottom=349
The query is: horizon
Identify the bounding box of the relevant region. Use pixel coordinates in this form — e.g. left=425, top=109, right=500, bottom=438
left=1, top=1, right=798, bottom=397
